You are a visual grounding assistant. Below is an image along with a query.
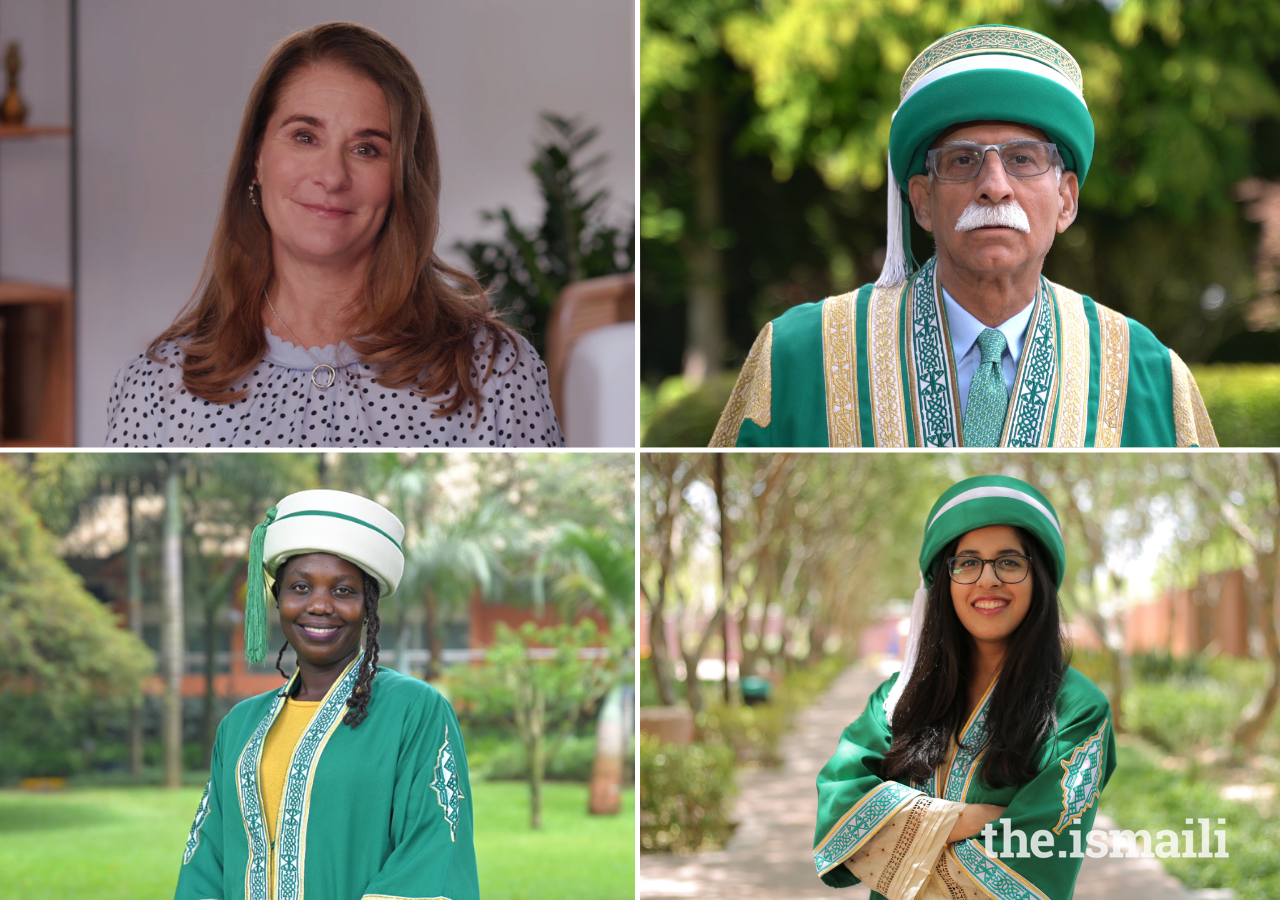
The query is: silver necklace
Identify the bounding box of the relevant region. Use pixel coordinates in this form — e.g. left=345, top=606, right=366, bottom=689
left=264, top=290, right=338, bottom=389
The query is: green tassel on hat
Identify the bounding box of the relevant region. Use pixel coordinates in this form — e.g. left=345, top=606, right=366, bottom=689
left=244, top=506, right=277, bottom=664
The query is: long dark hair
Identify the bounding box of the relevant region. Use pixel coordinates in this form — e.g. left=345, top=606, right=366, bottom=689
left=882, top=527, right=1067, bottom=789
left=271, top=555, right=383, bottom=728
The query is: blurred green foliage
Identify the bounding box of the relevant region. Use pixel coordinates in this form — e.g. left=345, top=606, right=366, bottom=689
left=0, top=460, right=153, bottom=723
left=1101, top=651, right=1280, bottom=900
left=641, top=0, right=1280, bottom=382
left=639, top=734, right=738, bottom=852
left=1193, top=364, right=1280, bottom=446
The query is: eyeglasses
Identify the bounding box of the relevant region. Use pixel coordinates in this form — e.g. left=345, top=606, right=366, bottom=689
left=944, top=554, right=1032, bottom=585
left=926, top=141, right=1061, bottom=182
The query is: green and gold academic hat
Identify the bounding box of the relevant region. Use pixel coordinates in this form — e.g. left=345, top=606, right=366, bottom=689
left=919, top=474, right=1065, bottom=588
left=885, top=475, right=1064, bottom=722
left=877, top=25, right=1094, bottom=288
left=243, top=489, right=405, bottom=664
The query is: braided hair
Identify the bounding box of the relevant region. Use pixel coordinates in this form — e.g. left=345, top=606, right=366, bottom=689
left=271, top=556, right=382, bottom=728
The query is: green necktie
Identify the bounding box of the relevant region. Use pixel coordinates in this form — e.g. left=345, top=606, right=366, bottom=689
left=963, top=328, right=1009, bottom=447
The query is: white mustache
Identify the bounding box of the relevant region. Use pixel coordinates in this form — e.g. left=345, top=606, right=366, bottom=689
left=955, top=201, right=1031, bottom=234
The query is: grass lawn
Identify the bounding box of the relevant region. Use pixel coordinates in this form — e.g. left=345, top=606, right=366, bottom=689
left=0, top=780, right=633, bottom=900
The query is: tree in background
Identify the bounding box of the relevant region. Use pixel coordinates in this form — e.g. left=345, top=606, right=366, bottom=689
left=452, top=620, right=630, bottom=829
left=0, top=459, right=153, bottom=778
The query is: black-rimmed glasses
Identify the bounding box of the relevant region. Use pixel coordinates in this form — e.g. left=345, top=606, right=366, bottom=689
left=945, top=554, right=1032, bottom=585
left=926, top=141, right=1061, bottom=182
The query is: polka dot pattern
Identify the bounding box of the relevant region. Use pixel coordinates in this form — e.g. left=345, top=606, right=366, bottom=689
left=105, top=328, right=564, bottom=448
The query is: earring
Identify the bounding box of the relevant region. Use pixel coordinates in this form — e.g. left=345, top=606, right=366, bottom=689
left=249, top=181, right=260, bottom=206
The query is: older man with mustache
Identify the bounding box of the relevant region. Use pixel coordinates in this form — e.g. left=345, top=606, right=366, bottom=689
left=712, top=25, right=1217, bottom=448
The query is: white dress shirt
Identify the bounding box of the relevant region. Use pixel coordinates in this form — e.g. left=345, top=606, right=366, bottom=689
left=942, top=286, right=1036, bottom=412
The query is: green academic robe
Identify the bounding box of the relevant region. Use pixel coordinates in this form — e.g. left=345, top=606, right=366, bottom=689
left=175, top=654, right=478, bottom=900
left=813, top=668, right=1115, bottom=900
left=712, top=256, right=1217, bottom=448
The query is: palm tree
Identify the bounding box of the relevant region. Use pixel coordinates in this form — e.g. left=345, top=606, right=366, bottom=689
left=399, top=497, right=519, bottom=679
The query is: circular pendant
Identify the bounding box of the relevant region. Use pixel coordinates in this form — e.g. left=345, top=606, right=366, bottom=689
left=311, top=364, right=337, bottom=389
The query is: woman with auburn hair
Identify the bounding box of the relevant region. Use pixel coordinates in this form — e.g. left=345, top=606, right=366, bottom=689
left=813, top=475, right=1114, bottom=900
left=106, top=22, right=562, bottom=447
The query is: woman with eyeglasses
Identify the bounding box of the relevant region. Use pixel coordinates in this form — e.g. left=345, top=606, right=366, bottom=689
left=813, top=475, right=1114, bottom=900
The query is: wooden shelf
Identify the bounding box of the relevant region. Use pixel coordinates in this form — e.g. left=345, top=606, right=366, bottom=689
left=0, top=281, right=74, bottom=446
left=0, top=124, right=71, bottom=139
left=0, top=281, right=71, bottom=305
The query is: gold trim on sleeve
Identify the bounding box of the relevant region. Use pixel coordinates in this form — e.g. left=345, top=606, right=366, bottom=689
left=710, top=322, right=773, bottom=447
left=1093, top=304, right=1130, bottom=448
left=1050, top=283, right=1090, bottom=448
left=1170, top=352, right=1219, bottom=448
left=823, top=292, right=861, bottom=447
left=868, top=282, right=910, bottom=447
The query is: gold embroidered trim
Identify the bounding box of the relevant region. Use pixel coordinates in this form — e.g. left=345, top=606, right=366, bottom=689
left=1094, top=304, right=1129, bottom=448
left=1051, top=282, right=1090, bottom=448
left=868, top=282, right=909, bottom=447
left=823, top=292, right=861, bottom=447
left=1170, top=352, right=1219, bottom=448
left=710, top=322, right=773, bottom=447
left=901, top=26, right=1083, bottom=100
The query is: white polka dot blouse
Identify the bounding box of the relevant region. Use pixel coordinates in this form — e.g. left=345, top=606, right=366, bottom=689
left=105, top=328, right=565, bottom=447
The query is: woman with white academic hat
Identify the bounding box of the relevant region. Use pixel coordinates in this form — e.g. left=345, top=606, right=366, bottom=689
left=175, top=489, right=477, bottom=900
left=813, top=475, right=1114, bottom=900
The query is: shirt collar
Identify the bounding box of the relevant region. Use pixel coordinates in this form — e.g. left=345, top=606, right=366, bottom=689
left=941, top=285, right=1036, bottom=365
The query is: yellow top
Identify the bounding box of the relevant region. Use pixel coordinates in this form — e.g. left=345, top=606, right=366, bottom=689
left=260, top=697, right=322, bottom=843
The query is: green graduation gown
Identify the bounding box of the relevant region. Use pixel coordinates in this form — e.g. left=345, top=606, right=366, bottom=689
left=175, top=654, right=478, bottom=900
left=712, top=257, right=1217, bottom=448
left=814, top=667, right=1115, bottom=900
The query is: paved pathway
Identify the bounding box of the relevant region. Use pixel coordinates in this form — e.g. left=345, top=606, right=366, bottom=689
left=640, top=665, right=1199, bottom=900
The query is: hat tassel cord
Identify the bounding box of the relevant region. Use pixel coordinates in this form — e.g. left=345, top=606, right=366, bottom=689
left=244, top=506, right=278, bottom=664
left=875, top=153, right=917, bottom=288
left=883, top=575, right=929, bottom=724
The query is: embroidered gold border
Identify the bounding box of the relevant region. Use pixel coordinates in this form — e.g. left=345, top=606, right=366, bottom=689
left=238, top=676, right=293, bottom=900
left=1170, top=352, right=1219, bottom=448
left=1051, top=283, right=1090, bottom=448
left=710, top=322, right=773, bottom=447
left=823, top=292, right=861, bottom=447
left=1094, top=305, right=1130, bottom=448
left=1053, top=718, right=1109, bottom=835
left=813, top=779, right=923, bottom=871
left=293, top=674, right=357, bottom=899
left=998, top=284, right=1054, bottom=448
left=901, top=26, right=1083, bottom=100
left=942, top=676, right=996, bottom=801
left=868, top=282, right=910, bottom=447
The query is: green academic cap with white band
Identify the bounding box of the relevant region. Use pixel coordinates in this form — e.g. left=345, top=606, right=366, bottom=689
left=876, top=25, right=1094, bottom=288
left=884, top=475, right=1065, bottom=723
left=243, top=489, right=405, bottom=664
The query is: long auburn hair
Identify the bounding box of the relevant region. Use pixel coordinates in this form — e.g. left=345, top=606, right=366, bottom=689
left=149, top=22, right=518, bottom=416
left=882, top=527, right=1068, bottom=789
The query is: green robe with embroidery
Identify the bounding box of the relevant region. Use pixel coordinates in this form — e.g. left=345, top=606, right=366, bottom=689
left=813, top=668, right=1115, bottom=900
left=175, top=655, right=477, bottom=900
left=711, top=257, right=1217, bottom=448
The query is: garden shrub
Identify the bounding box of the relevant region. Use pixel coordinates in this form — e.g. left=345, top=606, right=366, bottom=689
left=640, top=734, right=736, bottom=853
left=1192, top=364, right=1280, bottom=447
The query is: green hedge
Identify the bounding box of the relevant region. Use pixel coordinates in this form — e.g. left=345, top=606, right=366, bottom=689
left=639, top=365, right=1280, bottom=448
left=1190, top=365, right=1280, bottom=447
left=639, top=734, right=737, bottom=853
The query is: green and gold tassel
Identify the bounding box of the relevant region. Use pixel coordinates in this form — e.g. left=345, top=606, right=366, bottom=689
left=244, top=506, right=277, bottom=664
